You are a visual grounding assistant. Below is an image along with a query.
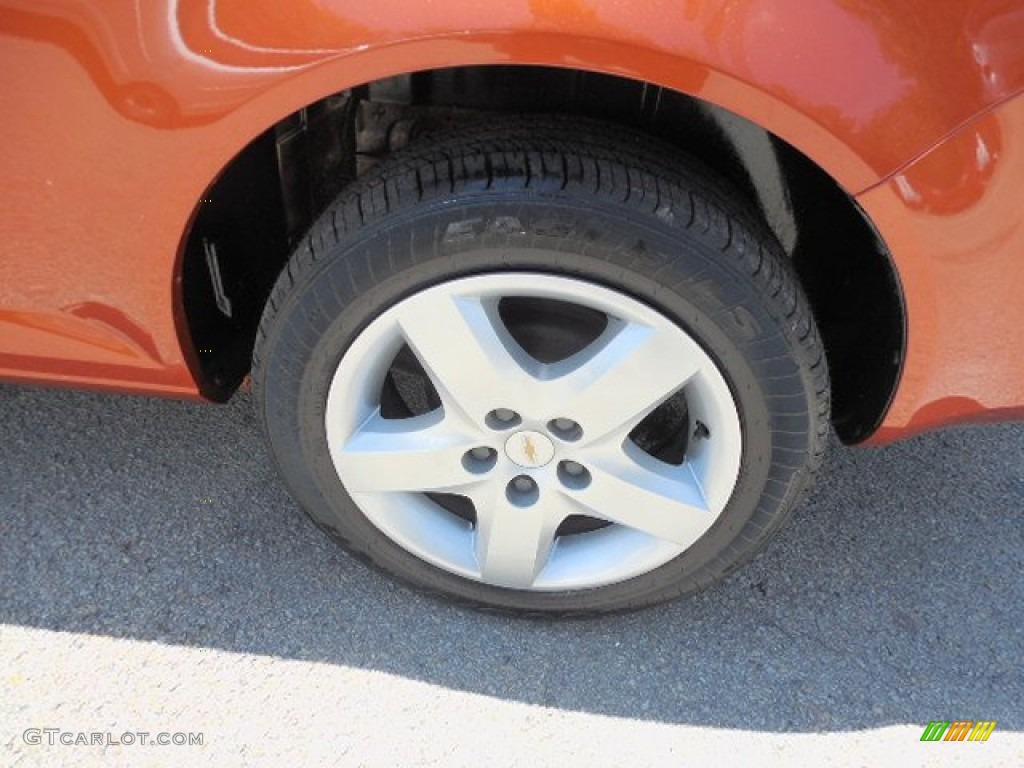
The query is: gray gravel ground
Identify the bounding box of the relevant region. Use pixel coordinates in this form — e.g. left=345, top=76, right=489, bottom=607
left=1, top=383, right=1021, bottom=767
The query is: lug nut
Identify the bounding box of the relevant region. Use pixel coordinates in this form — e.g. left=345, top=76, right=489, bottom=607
left=506, top=475, right=540, bottom=507
left=486, top=408, right=522, bottom=430
left=513, top=476, right=534, bottom=493
left=462, top=446, right=497, bottom=474
left=557, top=460, right=592, bottom=489
left=548, top=417, right=583, bottom=441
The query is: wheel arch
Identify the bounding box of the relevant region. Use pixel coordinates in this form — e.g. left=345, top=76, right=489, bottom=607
left=176, top=55, right=904, bottom=443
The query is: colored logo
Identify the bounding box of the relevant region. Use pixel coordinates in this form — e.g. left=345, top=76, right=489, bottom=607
left=503, top=430, right=554, bottom=468
left=522, top=435, right=538, bottom=464
left=920, top=721, right=997, bottom=742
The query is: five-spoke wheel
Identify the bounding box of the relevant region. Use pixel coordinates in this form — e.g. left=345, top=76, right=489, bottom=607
left=326, top=274, right=742, bottom=590
left=254, top=117, right=828, bottom=613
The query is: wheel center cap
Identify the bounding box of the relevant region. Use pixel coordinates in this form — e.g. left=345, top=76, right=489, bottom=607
left=504, top=430, right=555, bottom=468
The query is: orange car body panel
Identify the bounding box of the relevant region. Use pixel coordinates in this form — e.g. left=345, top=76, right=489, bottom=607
left=0, top=0, right=1023, bottom=438
left=858, top=93, right=1024, bottom=443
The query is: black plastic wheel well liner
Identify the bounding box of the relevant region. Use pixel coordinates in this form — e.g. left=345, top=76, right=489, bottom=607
left=178, top=64, right=903, bottom=441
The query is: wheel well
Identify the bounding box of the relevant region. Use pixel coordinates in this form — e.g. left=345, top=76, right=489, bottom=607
left=180, top=65, right=904, bottom=444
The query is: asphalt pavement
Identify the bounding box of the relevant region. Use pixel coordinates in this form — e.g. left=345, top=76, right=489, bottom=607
left=1, top=383, right=1021, bottom=766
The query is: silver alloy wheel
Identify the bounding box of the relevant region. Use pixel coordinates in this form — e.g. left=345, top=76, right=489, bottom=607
left=325, top=273, right=742, bottom=591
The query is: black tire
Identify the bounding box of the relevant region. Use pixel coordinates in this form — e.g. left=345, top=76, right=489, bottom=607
left=253, top=116, right=829, bottom=615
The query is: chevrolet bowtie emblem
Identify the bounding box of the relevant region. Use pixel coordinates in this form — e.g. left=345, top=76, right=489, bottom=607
left=522, top=435, right=538, bottom=464
left=504, top=429, right=554, bottom=468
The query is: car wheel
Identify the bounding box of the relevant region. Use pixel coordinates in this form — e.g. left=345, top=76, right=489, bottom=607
left=253, top=117, right=829, bottom=614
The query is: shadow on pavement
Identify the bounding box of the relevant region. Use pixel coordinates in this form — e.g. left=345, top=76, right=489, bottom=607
left=1, top=384, right=1020, bottom=732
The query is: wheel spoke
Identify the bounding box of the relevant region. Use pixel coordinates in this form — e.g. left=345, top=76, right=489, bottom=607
left=472, top=488, right=566, bottom=588
left=564, top=456, right=712, bottom=546
left=547, top=321, right=703, bottom=444
left=338, top=411, right=482, bottom=493
left=395, top=291, right=535, bottom=423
